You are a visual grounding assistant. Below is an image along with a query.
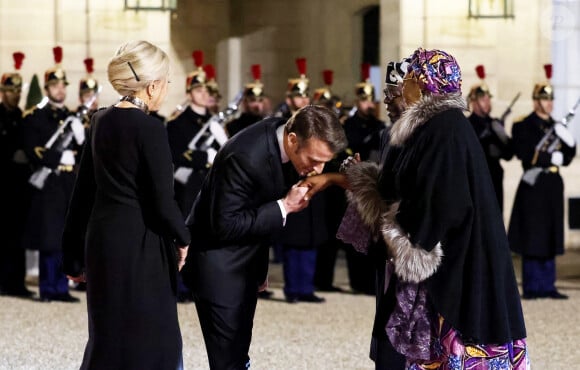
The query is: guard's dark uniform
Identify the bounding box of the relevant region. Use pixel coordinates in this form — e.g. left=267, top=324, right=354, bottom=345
left=0, top=102, right=32, bottom=296
left=343, top=113, right=385, bottom=162
left=22, top=103, right=80, bottom=300
left=227, top=112, right=262, bottom=137
left=166, top=106, right=211, bottom=217
left=508, top=113, right=576, bottom=295
left=468, top=113, right=513, bottom=210
left=342, top=112, right=385, bottom=294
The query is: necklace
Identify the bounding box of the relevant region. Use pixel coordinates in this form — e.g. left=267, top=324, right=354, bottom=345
left=119, top=95, right=149, bottom=114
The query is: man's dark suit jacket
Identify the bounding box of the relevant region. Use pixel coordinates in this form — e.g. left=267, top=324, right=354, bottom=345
left=183, top=117, right=287, bottom=306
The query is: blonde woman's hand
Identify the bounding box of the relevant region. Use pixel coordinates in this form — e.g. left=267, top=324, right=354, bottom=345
left=177, top=245, right=189, bottom=271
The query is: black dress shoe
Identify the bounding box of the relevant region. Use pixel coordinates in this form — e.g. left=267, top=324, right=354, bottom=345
left=53, top=293, right=80, bottom=303
left=257, top=290, right=274, bottom=299
left=3, top=287, right=35, bottom=298
left=522, top=292, right=541, bottom=300
left=285, top=295, right=299, bottom=304
left=296, top=294, right=325, bottom=303
left=547, top=290, right=568, bottom=300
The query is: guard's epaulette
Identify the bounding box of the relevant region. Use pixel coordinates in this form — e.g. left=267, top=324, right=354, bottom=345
left=167, top=108, right=185, bottom=122
left=22, top=106, right=38, bottom=119
left=512, top=115, right=527, bottom=125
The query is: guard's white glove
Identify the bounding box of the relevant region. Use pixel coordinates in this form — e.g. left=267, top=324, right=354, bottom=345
left=64, top=116, right=85, bottom=145
left=491, top=119, right=510, bottom=144
left=551, top=151, right=564, bottom=166
left=554, top=123, right=576, bottom=147
left=174, top=167, right=193, bottom=185
left=207, top=148, right=218, bottom=165
left=60, top=150, right=76, bottom=166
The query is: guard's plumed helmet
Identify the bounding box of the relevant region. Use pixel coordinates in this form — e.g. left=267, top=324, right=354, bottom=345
left=312, top=70, right=334, bottom=103
left=0, top=52, right=25, bottom=91
left=79, top=58, right=99, bottom=94
left=468, top=65, right=492, bottom=101
left=533, top=64, right=554, bottom=100
left=243, top=64, right=265, bottom=98
left=204, top=64, right=220, bottom=99
left=44, top=46, right=68, bottom=87
left=355, top=63, right=375, bottom=101
left=286, top=58, right=309, bottom=98
left=186, top=50, right=206, bottom=92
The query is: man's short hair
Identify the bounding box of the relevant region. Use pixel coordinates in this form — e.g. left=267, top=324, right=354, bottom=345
left=285, top=105, right=347, bottom=153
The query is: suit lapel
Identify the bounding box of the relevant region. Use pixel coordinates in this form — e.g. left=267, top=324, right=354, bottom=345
left=264, top=119, right=285, bottom=197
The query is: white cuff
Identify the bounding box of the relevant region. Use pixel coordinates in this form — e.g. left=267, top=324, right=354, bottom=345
left=277, top=199, right=287, bottom=226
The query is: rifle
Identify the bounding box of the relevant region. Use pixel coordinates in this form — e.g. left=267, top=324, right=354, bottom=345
left=174, top=91, right=244, bottom=184
left=499, top=92, right=521, bottom=123
left=28, top=94, right=98, bottom=190
left=523, top=96, right=580, bottom=186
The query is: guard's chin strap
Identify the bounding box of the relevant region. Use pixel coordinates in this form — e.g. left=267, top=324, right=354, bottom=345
left=536, top=100, right=552, bottom=121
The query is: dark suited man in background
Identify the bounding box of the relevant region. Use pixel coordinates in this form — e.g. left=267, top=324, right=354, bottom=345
left=183, top=105, right=347, bottom=369
left=0, top=51, right=34, bottom=298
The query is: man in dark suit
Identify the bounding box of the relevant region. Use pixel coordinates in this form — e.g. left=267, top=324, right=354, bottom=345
left=183, top=105, right=347, bottom=369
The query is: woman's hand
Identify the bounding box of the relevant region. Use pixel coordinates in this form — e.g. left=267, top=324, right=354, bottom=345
left=299, top=172, right=350, bottom=201
left=177, top=245, right=189, bottom=271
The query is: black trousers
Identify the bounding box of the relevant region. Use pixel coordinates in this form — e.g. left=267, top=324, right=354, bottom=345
left=195, top=295, right=257, bottom=370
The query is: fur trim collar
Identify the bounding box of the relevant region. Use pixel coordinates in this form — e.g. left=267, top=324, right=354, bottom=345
left=344, top=162, right=385, bottom=235
left=390, top=92, right=466, bottom=146
left=381, top=202, right=443, bottom=283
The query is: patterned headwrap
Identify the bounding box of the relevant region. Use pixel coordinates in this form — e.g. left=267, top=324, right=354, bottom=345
left=408, top=47, right=461, bottom=95
left=385, top=57, right=411, bottom=86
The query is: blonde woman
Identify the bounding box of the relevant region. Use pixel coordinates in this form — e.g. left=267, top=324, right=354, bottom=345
left=62, top=40, right=190, bottom=370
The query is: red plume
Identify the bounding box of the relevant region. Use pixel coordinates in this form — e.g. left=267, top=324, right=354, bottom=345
left=192, top=50, right=203, bottom=68
left=84, top=58, right=94, bottom=74
left=204, top=64, right=216, bottom=80
left=13, top=52, right=25, bottom=70
left=295, top=58, right=307, bottom=76
left=361, top=63, right=370, bottom=81
left=544, top=64, right=553, bottom=80
left=53, top=46, right=63, bottom=64
left=251, top=64, right=261, bottom=81
left=322, top=69, right=333, bottom=86
left=475, top=65, right=485, bottom=79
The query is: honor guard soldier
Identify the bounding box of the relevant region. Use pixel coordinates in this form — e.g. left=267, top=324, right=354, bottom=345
left=310, top=69, right=349, bottom=292
left=274, top=60, right=328, bottom=304
left=226, top=64, right=267, bottom=137
left=0, top=51, right=34, bottom=298
left=166, top=50, right=214, bottom=302
left=77, top=57, right=99, bottom=123
left=508, top=64, right=577, bottom=300
left=21, top=46, right=84, bottom=302
left=204, top=64, right=220, bottom=115
left=343, top=63, right=385, bottom=163
left=312, top=69, right=344, bottom=119
left=167, top=50, right=213, bottom=217
left=341, top=62, right=386, bottom=294
left=274, top=57, right=310, bottom=119
left=467, top=65, right=514, bottom=211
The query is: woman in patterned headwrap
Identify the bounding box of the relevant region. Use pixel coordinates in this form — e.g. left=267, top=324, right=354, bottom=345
left=302, top=48, right=529, bottom=369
